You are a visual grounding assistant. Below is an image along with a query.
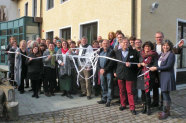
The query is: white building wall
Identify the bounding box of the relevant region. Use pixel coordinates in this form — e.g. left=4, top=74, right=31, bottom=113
left=0, top=0, right=19, bottom=21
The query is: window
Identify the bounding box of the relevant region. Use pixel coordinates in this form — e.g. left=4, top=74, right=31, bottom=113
left=46, top=31, right=54, bottom=41
left=25, top=2, right=28, bottom=16
left=33, top=0, right=37, bottom=17
left=61, top=0, right=68, bottom=4
left=60, top=28, right=71, bottom=40
left=81, top=22, right=97, bottom=44
left=177, top=22, right=186, bottom=68
left=47, top=0, right=54, bottom=10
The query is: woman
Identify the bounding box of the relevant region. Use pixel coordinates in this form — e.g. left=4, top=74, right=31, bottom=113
left=108, top=32, right=116, bottom=49
left=15, top=40, right=28, bottom=94
left=56, top=40, right=73, bottom=99
left=150, top=40, right=176, bottom=120
left=27, top=46, right=43, bottom=98
left=43, top=43, right=56, bottom=96
left=137, top=41, right=158, bottom=115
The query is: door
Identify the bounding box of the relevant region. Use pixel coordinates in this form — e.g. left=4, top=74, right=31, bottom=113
left=0, top=37, right=7, bottom=65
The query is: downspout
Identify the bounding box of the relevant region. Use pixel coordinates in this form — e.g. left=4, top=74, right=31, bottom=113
left=39, top=0, right=42, bottom=38
left=131, top=0, right=136, bottom=36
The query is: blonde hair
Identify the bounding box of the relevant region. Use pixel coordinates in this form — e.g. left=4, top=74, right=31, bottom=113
left=19, top=40, right=27, bottom=49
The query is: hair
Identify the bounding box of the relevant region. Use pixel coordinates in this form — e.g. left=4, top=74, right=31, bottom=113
left=81, top=36, right=87, bottom=40
left=135, top=39, right=142, bottom=43
left=40, top=43, right=47, bottom=49
left=162, top=39, right=173, bottom=52
left=108, top=32, right=116, bottom=40
left=129, top=36, right=136, bottom=41
left=9, top=36, right=16, bottom=42
left=92, top=40, right=99, bottom=45
left=71, top=41, right=76, bottom=45
left=156, top=31, right=164, bottom=38
left=31, top=45, right=41, bottom=57
left=54, top=36, right=59, bottom=40
left=142, top=41, right=154, bottom=50
left=61, top=40, right=70, bottom=48
left=117, top=33, right=125, bottom=38
left=116, top=30, right=122, bottom=34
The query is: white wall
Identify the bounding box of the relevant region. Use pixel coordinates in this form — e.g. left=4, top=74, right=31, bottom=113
left=0, top=0, right=19, bottom=21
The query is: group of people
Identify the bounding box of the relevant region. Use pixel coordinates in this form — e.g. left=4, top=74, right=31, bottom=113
left=5, top=30, right=184, bottom=120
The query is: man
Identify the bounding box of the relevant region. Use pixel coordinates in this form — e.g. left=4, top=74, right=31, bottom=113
left=55, top=40, right=61, bottom=52
left=152, top=31, right=184, bottom=109
left=97, top=36, right=103, bottom=42
left=36, top=37, right=41, bottom=44
left=97, top=39, right=115, bottom=107
left=78, top=37, right=93, bottom=100
left=129, top=36, right=136, bottom=49
left=135, top=39, right=142, bottom=52
left=114, top=38, right=139, bottom=115
left=114, top=33, right=125, bottom=51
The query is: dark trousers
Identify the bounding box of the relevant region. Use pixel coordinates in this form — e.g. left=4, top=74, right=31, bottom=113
left=152, top=83, right=159, bottom=104
left=31, top=79, right=40, bottom=96
left=18, top=72, right=26, bottom=92
left=118, top=80, right=135, bottom=110
left=162, top=91, right=171, bottom=102
left=141, top=90, right=151, bottom=106
left=43, top=67, right=56, bottom=93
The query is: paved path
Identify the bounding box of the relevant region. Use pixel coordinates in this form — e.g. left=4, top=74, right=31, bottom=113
left=1, top=88, right=186, bottom=122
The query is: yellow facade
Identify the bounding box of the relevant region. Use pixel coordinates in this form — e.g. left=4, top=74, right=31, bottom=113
left=140, top=0, right=186, bottom=44
left=17, top=0, right=186, bottom=44
left=17, top=0, right=133, bottom=41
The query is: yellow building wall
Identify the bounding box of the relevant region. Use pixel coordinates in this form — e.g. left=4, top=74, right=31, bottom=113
left=140, top=0, right=186, bottom=44
left=18, top=0, right=133, bottom=41
left=18, top=0, right=41, bottom=17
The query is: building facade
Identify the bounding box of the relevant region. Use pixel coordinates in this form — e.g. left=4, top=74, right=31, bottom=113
left=1, top=0, right=186, bottom=83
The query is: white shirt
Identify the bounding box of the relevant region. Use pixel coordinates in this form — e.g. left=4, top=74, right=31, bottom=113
left=156, top=44, right=162, bottom=55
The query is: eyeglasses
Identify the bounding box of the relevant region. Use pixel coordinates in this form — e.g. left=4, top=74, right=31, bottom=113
left=156, top=37, right=163, bottom=38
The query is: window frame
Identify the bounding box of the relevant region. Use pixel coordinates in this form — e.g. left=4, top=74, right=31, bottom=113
left=60, top=0, right=69, bottom=4
left=59, top=26, right=72, bottom=40
left=46, top=0, right=54, bottom=11
left=32, top=0, right=37, bottom=17
left=25, top=2, right=28, bottom=16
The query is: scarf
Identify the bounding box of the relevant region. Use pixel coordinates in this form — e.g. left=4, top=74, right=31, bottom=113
left=49, top=49, right=55, bottom=67
left=61, top=48, right=69, bottom=54
left=141, top=50, right=157, bottom=93
left=159, top=51, right=170, bottom=62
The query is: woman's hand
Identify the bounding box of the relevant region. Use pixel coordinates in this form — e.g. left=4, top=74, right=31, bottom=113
left=178, top=39, right=184, bottom=48
left=149, top=67, right=157, bottom=71
left=48, top=55, right=52, bottom=59
left=114, top=73, right=117, bottom=77
left=29, top=58, right=33, bottom=61
left=60, top=62, right=64, bottom=66
left=141, top=63, right=146, bottom=67
left=137, top=63, right=141, bottom=68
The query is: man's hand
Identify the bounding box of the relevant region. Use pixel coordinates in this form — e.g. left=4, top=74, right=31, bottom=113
left=48, top=55, right=52, bottom=59
left=125, top=62, right=131, bottom=67
left=100, top=69, right=105, bottom=75
left=114, top=73, right=117, bottom=77
left=149, top=67, right=157, bottom=71
left=29, top=58, right=33, bottom=61
left=60, top=62, right=64, bottom=66
left=178, top=39, right=184, bottom=48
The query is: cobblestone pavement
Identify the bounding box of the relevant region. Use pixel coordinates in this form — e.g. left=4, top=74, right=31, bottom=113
left=1, top=89, right=186, bottom=123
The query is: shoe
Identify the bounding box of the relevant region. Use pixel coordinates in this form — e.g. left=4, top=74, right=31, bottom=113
left=45, top=93, right=51, bottom=97
left=61, top=92, right=66, bottom=96
left=35, top=95, right=39, bottom=98
left=51, top=93, right=55, bottom=96
left=25, top=86, right=29, bottom=88
left=20, top=91, right=25, bottom=94
left=66, top=94, right=73, bottom=99
left=151, top=102, right=159, bottom=107
left=29, top=89, right=33, bottom=92
left=97, top=100, right=106, bottom=104
left=32, top=94, right=36, bottom=97
left=119, top=106, right=126, bottom=111
left=87, top=96, right=91, bottom=100
left=131, top=110, right=136, bottom=115
left=79, top=93, right=86, bottom=97
left=105, top=102, right=110, bottom=107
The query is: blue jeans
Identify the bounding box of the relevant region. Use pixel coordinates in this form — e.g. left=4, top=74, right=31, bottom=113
left=100, top=72, right=113, bottom=102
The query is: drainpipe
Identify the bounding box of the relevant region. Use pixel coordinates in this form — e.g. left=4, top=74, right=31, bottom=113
left=40, top=0, right=42, bottom=38
left=131, top=0, right=136, bottom=36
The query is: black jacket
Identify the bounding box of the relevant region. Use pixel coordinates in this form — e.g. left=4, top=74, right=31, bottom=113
left=115, top=48, right=139, bottom=81
left=26, top=53, right=43, bottom=79
left=97, top=48, right=115, bottom=73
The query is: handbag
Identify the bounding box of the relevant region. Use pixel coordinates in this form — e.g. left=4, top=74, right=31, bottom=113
left=136, top=69, right=145, bottom=90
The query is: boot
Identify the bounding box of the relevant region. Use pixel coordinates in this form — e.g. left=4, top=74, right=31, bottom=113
left=141, top=103, right=147, bottom=114
left=147, top=106, right=151, bottom=115
left=158, top=101, right=170, bottom=120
